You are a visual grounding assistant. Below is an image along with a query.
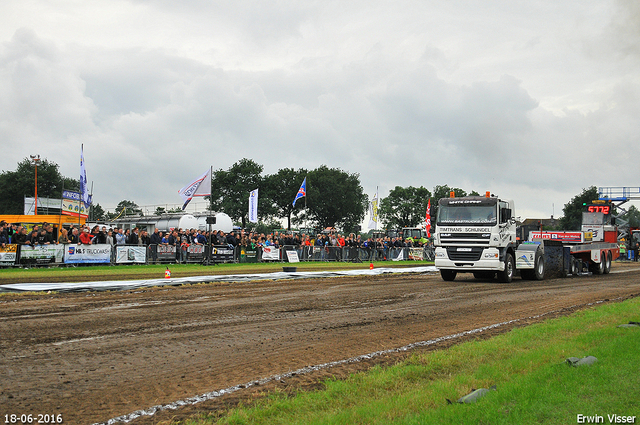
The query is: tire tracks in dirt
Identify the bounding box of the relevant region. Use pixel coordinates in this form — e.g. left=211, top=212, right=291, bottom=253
left=1, top=265, right=639, bottom=424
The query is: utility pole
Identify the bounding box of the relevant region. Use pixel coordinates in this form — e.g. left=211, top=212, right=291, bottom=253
left=30, top=155, right=41, bottom=215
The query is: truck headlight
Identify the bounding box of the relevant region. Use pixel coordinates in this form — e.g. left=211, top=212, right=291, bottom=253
left=435, top=251, right=446, bottom=258
left=484, top=252, right=499, bottom=259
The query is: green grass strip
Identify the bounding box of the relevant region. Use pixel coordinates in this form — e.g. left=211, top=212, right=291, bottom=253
left=182, top=298, right=640, bottom=425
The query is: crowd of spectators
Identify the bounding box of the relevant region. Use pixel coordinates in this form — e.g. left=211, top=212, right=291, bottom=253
left=0, top=221, right=429, bottom=250
left=0, top=219, right=431, bottom=264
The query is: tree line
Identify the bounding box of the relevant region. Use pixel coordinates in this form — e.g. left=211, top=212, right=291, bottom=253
left=2, top=157, right=638, bottom=232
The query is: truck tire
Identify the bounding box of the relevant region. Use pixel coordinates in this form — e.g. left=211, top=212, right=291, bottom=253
left=533, top=252, right=545, bottom=280
left=440, top=269, right=457, bottom=281
left=570, top=257, right=580, bottom=275
left=603, top=251, right=611, bottom=274
left=497, top=253, right=514, bottom=283
left=590, top=254, right=605, bottom=275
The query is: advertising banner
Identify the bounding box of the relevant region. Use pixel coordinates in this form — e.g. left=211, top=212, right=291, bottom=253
left=115, top=246, right=147, bottom=264
left=210, top=245, right=235, bottom=263
left=240, top=248, right=258, bottom=263
left=408, top=248, right=424, bottom=261
left=65, top=244, right=111, bottom=264
left=285, top=250, right=300, bottom=263
left=20, top=245, right=65, bottom=265
left=581, top=225, right=604, bottom=242
left=0, top=244, right=18, bottom=266
left=186, top=244, right=205, bottom=262
left=61, top=190, right=90, bottom=218
left=157, top=244, right=177, bottom=262
left=529, top=231, right=586, bottom=243
left=261, top=246, right=280, bottom=261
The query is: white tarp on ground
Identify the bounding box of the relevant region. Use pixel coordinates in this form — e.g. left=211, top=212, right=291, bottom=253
left=0, top=266, right=437, bottom=293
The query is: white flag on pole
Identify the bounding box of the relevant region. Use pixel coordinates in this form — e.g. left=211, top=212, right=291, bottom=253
left=249, top=188, right=258, bottom=223
left=178, top=169, right=211, bottom=210
left=368, top=189, right=379, bottom=229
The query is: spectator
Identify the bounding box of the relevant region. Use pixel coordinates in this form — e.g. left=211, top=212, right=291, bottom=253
left=79, top=228, right=92, bottom=244
left=0, top=224, right=7, bottom=247
left=69, top=228, right=80, bottom=244
left=168, top=230, right=180, bottom=263
left=115, top=228, right=126, bottom=245
left=58, top=228, right=70, bottom=244
left=28, top=229, right=39, bottom=245
left=12, top=227, right=29, bottom=245
left=105, top=229, right=114, bottom=246
left=44, top=225, right=55, bottom=244
left=129, top=228, right=139, bottom=245
left=180, top=233, right=189, bottom=263
left=140, top=230, right=150, bottom=246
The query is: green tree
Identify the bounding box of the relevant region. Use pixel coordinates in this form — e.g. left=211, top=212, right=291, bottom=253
left=116, top=200, right=142, bottom=217
left=155, top=206, right=183, bottom=215
left=624, top=205, right=640, bottom=228
left=0, top=157, right=78, bottom=214
left=252, top=218, right=285, bottom=235
left=378, top=186, right=432, bottom=229
left=209, top=158, right=267, bottom=228
left=559, top=186, right=598, bottom=230
left=89, top=203, right=106, bottom=221
left=304, top=165, right=367, bottom=232
left=265, top=168, right=308, bottom=230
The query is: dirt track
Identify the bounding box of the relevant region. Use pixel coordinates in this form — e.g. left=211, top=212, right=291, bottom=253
left=1, top=263, right=640, bottom=425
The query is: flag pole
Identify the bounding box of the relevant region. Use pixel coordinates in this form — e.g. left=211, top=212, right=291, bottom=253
left=208, top=165, right=213, bottom=265
left=79, top=145, right=83, bottom=229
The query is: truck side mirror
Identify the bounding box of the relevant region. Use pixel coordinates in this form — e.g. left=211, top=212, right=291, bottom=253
left=501, top=208, right=512, bottom=223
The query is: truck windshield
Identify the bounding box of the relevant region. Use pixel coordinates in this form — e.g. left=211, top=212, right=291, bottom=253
left=437, top=199, right=497, bottom=225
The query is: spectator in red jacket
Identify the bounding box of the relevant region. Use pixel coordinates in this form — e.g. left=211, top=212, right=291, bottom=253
left=79, top=228, right=92, bottom=244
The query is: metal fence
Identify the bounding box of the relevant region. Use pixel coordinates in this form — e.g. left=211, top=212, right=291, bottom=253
left=0, top=243, right=434, bottom=267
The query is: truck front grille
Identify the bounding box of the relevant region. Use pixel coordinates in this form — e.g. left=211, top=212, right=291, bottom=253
left=439, top=233, right=491, bottom=246
left=446, top=246, right=483, bottom=261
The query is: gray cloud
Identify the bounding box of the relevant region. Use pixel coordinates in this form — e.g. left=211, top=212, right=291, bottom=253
left=1, top=1, right=639, bottom=222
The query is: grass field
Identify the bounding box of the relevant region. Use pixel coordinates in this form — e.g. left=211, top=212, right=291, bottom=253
left=180, top=297, right=640, bottom=425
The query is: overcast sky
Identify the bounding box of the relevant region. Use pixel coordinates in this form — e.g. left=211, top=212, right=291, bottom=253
left=1, top=1, right=638, bottom=223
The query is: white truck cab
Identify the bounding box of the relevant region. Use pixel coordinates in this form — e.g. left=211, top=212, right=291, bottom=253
left=434, top=194, right=517, bottom=282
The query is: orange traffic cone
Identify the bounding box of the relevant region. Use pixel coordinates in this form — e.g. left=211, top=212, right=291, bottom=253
left=165, top=267, right=171, bottom=279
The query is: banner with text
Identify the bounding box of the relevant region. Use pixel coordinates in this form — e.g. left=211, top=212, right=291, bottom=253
left=210, top=245, right=235, bottom=263
left=115, top=246, right=147, bottom=264
left=261, top=246, right=280, bottom=261
left=65, top=244, right=111, bottom=264
left=0, top=245, right=18, bottom=266
left=20, top=245, right=65, bottom=265
left=61, top=190, right=90, bottom=218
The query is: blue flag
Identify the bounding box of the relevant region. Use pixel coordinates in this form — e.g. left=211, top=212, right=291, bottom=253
left=293, top=177, right=306, bottom=206
left=80, top=145, right=90, bottom=210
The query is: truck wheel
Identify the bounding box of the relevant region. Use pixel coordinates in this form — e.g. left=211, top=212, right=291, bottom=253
left=497, top=253, right=514, bottom=283
left=533, top=252, right=545, bottom=280
left=440, top=269, right=457, bottom=281
left=590, top=255, right=605, bottom=275
left=570, top=257, right=580, bottom=275
left=603, top=251, right=611, bottom=274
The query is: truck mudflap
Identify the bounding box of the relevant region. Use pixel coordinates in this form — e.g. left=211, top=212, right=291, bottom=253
left=515, top=242, right=540, bottom=270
